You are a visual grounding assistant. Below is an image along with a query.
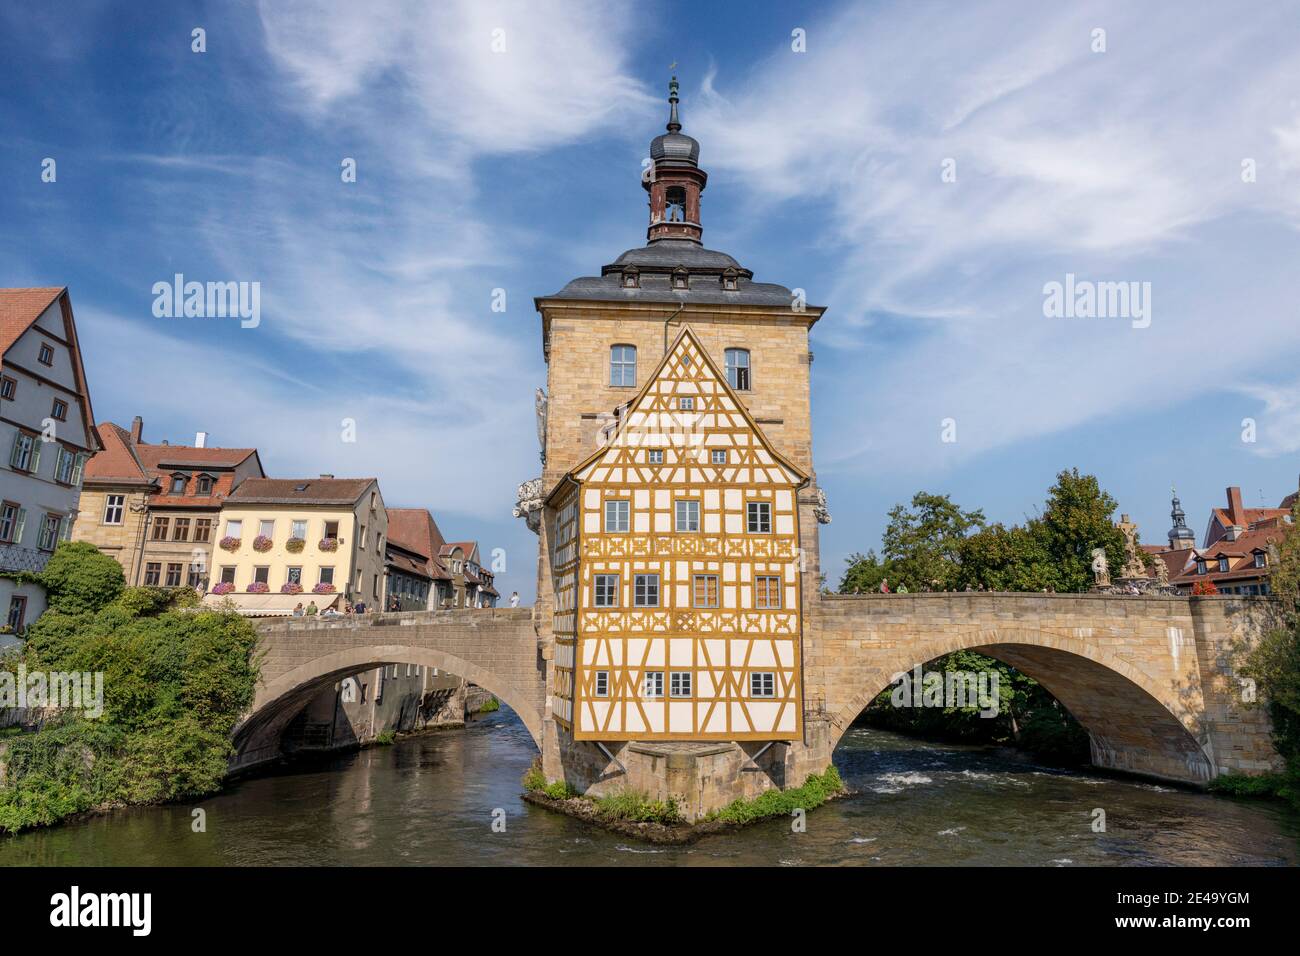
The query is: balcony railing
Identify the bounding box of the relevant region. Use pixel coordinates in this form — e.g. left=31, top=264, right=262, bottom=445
left=0, top=544, right=51, bottom=574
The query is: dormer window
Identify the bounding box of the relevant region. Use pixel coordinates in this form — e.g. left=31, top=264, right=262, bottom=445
left=721, top=268, right=739, bottom=291
left=169, top=474, right=187, bottom=494
left=196, top=474, right=214, bottom=496
left=621, top=266, right=640, bottom=289
left=671, top=267, right=689, bottom=291
left=1196, top=559, right=1207, bottom=575
left=1254, top=551, right=1267, bottom=569
left=1217, top=557, right=1230, bottom=573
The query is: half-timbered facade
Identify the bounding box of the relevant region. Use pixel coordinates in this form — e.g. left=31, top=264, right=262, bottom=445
left=548, top=328, right=807, bottom=740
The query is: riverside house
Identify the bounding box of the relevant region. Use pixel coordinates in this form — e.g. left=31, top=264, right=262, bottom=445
left=0, top=287, right=99, bottom=642
left=204, top=477, right=387, bottom=616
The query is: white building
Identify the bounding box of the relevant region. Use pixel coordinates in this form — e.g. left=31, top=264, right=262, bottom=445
left=0, top=288, right=99, bottom=644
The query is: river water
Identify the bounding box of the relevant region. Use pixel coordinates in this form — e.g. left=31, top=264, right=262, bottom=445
left=3, top=706, right=1297, bottom=866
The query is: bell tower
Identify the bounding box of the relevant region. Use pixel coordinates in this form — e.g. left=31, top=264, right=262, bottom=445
left=644, top=76, right=708, bottom=243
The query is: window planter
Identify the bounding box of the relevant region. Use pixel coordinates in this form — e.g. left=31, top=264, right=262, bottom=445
left=281, top=582, right=304, bottom=594
left=312, top=582, right=336, bottom=594
left=218, top=537, right=241, bottom=552
left=252, top=535, right=273, bottom=553
left=286, top=537, right=306, bottom=553
left=247, top=581, right=270, bottom=594
left=211, top=581, right=235, bottom=595
left=318, top=537, right=339, bottom=552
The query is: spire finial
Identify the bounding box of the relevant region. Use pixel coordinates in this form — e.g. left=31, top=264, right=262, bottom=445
left=667, top=73, right=681, bottom=133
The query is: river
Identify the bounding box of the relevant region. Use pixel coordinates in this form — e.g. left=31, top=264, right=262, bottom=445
left=3, top=706, right=1297, bottom=866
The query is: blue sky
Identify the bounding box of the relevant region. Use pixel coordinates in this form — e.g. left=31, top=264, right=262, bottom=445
left=3, top=0, right=1300, bottom=599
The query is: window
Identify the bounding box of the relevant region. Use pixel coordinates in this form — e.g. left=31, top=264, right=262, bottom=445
left=593, top=574, right=619, bottom=607
left=50, top=398, right=68, bottom=421
left=671, top=267, right=688, bottom=290
left=103, top=494, right=125, bottom=525
left=151, top=516, right=170, bottom=541
left=287, top=567, right=303, bottom=585
left=670, top=671, right=692, bottom=697
left=196, top=475, right=213, bottom=496
left=144, top=562, right=162, bottom=586
left=750, top=672, right=776, bottom=698
left=7, top=596, right=27, bottom=632
left=648, top=449, right=664, bottom=464
left=1218, top=557, right=1230, bottom=573
left=173, top=517, right=190, bottom=541
left=1196, top=559, right=1207, bottom=575
left=291, top=519, right=307, bottom=540
left=165, top=563, right=183, bottom=587
left=359, top=523, right=366, bottom=548
left=610, top=345, right=637, bottom=387
left=594, top=671, right=609, bottom=697
left=55, top=447, right=76, bottom=484
left=643, top=672, right=664, bottom=698
left=633, top=573, right=659, bottom=607
left=170, top=474, right=187, bottom=494
left=219, top=566, right=236, bottom=585
left=0, top=503, right=20, bottom=543
left=9, top=432, right=36, bottom=472
left=604, top=499, right=629, bottom=533
left=725, top=348, right=751, bottom=390
left=721, top=268, right=739, bottom=292
left=674, top=499, right=699, bottom=532
left=224, top=519, right=242, bottom=540
left=678, top=396, right=694, bottom=411
left=1254, top=552, right=1267, bottom=569
left=194, top=518, right=212, bottom=543
left=187, top=564, right=203, bottom=588
left=38, top=343, right=54, bottom=366
left=253, top=566, right=270, bottom=585
left=711, top=449, right=727, bottom=465
left=324, top=520, right=339, bottom=541
left=621, top=267, right=639, bottom=289
left=0, top=377, right=14, bottom=400
left=747, top=501, right=772, bottom=534
left=692, top=574, right=719, bottom=608
left=755, top=575, right=782, bottom=609
left=258, top=519, right=275, bottom=539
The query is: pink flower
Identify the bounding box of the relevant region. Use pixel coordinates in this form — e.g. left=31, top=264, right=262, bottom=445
left=218, top=536, right=241, bottom=552
left=281, top=581, right=304, bottom=594
left=211, top=581, right=235, bottom=595
left=312, top=582, right=337, bottom=594
left=252, top=535, right=273, bottom=553
left=318, top=537, right=339, bottom=552
left=247, top=581, right=270, bottom=594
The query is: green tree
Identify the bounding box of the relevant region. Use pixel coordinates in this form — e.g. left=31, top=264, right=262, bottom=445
left=839, top=492, right=984, bottom=593
left=1035, top=468, right=1126, bottom=592
left=36, top=541, right=125, bottom=614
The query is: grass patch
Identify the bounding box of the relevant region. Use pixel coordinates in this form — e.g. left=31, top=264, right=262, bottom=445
left=592, top=790, right=680, bottom=824
left=521, top=761, right=575, bottom=799
left=477, top=697, right=500, bottom=714
left=709, top=766, right=845, bottom=824
left=374, top=729, right=397, bottom=745
left=1208, top=771, right=1287, bottom=799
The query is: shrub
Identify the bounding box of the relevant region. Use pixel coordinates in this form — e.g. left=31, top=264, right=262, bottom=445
left=37, top=542, right=124, bottom=615
left=593, top=790, right=680, bottom=824
left=375, top=729, right=396, bottom=745
left=478, top=697, right=500, bottom=713
left=711, top=766, right=845, bottom=824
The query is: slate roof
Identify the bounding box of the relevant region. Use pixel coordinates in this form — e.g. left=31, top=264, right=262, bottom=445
left=227, top=477, right=375, bottom=506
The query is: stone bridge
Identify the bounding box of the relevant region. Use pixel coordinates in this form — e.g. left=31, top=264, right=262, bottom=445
left=233, top=594, right=1277, bottom=789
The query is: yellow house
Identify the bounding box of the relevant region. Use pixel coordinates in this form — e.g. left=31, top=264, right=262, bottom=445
left=205, top=476, right=387, bottom=615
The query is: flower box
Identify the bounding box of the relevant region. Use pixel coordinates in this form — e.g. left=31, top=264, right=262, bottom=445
left=252, top=535, right=273, bottom=553
left=281, top=582, right=304, bottom=594
left=318, top=537, right=339, bottom=552
left=312, top=582, right=336, bottom=594
left=247, top=581, right=270, bottom=594
left=211, top=581, right=235, bottom=595
left=286, top=537, right=306, bottom=554
left=218, top=537, right=241, bottom=552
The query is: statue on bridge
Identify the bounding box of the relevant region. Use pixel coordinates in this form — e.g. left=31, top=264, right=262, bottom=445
left=1090, top=547, right=1111, bottom=589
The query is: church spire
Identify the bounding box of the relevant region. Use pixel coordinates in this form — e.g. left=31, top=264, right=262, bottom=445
left=645, top=74, right=707, bottom=244
left=1168, top=486, right=1196, bottom=550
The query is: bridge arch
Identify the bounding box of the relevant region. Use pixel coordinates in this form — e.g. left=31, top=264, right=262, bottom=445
left=825, top=625, right=1214, bottom=784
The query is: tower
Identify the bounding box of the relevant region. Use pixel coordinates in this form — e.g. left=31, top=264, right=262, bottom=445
left=526, top=78, right=828, bottom=809
left=1168, top=488, right=1196, bottom=551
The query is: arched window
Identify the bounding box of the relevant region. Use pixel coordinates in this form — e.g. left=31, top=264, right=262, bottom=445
left=725, top=348, right=751, bottom=390
left=610, top=344, right=637, bottom=387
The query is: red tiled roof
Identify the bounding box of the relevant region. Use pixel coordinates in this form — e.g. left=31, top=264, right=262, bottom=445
left=0, top=287, right=63, bottom=356
left=228, top=477, right=375, bottom=505
left=83, top=421, right=263, bottom=506
left=385, top=508, right=447, bottom=561
left=83, top=422, right=152, bottom=484
left=1171, top=525, right=1290, bottom=585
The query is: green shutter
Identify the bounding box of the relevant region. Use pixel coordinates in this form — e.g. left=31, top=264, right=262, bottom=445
left=72, top=453, right=86, bottom=485
left=9, top=432, right=22, bottom=469
left=29, top=439, right=41, bottom=474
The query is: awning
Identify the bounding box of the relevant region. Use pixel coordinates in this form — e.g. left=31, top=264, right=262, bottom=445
left=201, top=592, right=341, bottom=617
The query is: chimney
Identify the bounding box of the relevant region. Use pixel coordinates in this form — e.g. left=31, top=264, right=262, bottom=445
left=130, top=416, right=143, bottom=443
left=1227, top=486, right=1246, bottom=525
left=195, top=431, right=208, bottom=448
